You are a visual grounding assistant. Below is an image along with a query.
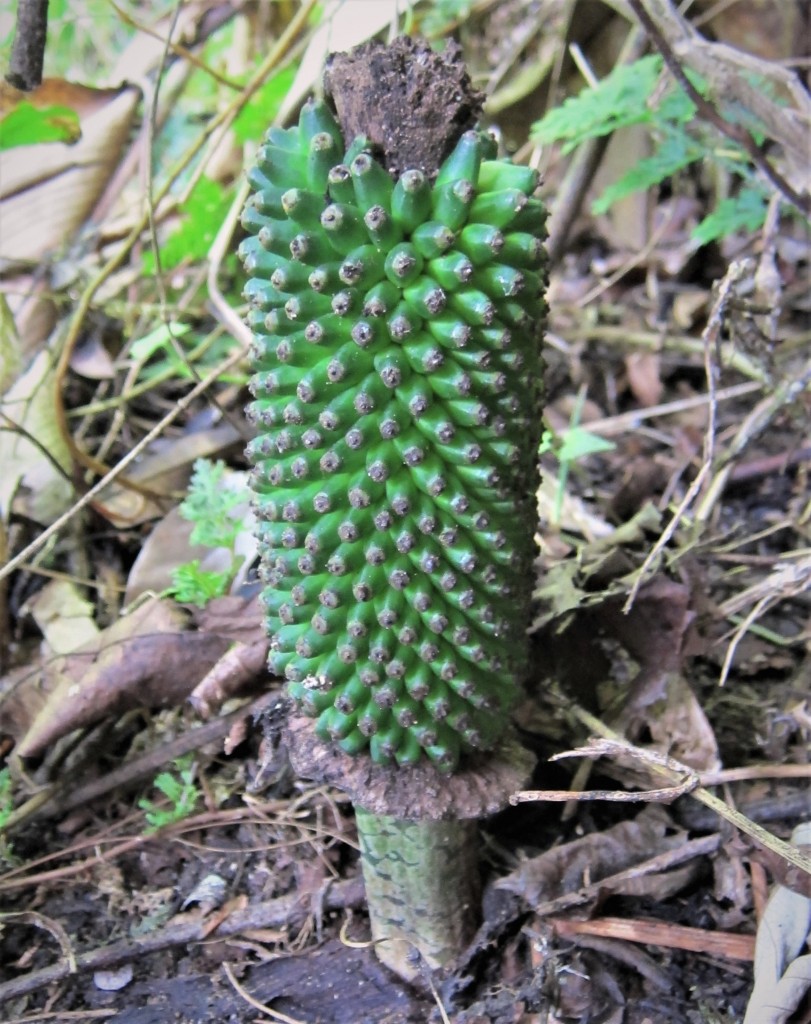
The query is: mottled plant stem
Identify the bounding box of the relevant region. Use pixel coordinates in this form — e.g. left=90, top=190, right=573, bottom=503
left=355, top=808, right=479, bottom=979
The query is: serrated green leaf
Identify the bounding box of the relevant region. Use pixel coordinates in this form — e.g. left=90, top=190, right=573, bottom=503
left=154, top=771, right=184, bottom=801
left=655, top=68, right=702, bottom=125
left=531, top=55, right=663, bottom=153
left=420, top=0, right=474, bottom=33
left=179, top=459, right=246, bottom=549
left=691, top=186, right=768, bottom=245
left=592, top=129, right=703, bottom=214
left=0, top=102, right=81, bottom=150
left=169, top=560, right=232, bottom=607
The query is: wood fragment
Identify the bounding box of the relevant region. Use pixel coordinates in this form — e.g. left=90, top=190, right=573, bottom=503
left=549, top=915, right=756, bottom=961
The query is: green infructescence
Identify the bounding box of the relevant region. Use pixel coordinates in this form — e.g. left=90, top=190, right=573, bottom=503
left=240, top=99, right=546, bottom=773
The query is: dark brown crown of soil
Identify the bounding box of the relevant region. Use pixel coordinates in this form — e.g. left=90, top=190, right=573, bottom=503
left=324, top=35, right=484, bottom=179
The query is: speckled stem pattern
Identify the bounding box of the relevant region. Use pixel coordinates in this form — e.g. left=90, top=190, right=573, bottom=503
left=355, top=807, right=479, bottom=978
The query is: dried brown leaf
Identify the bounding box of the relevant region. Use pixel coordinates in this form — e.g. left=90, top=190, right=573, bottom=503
left=191, top=593, right=266, bottom=646
left=7, top=596, right=232, bottom=757
left=99, top=423, right=243, bottom=529
left=495, top=806, right=688, bottom=906
left=625, top=350, right=663, bottom=408
left=598, top=578, right=720, bottom=773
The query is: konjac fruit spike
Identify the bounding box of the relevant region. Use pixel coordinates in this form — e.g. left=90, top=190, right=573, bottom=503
left=240, top=98, right=547, bottom=771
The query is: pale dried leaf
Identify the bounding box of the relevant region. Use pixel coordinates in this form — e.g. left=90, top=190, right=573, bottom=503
left=625, top=350, right=663, bottom=408
left=97, top=422, right=242, bottom=528
left=643, top=671, right=721, bottom=774
left=599, top=578, right=720, bottom=773
left=93, top=965, right=134, bottom=992
left=0, top=292, right=23, bottom=393
left=537, top=469, right=614, bottom=542
left=0, top=349, right=73, bottom=524
left=1, top=275, right=59, bottom=361
left=125, top=507, right=212, bottom=605
left=21, top=579, right=98, bottom=655
left=695, top=0, right=807, bottom=61
left=69, top=334, right=116, bottom=380
left=123, top=468, right=256, bottom=604
left=593, top=125, right=651, bottom=252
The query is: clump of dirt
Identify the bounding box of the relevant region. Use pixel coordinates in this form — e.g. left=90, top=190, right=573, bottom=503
left=324, top=35, right=484, bottom=178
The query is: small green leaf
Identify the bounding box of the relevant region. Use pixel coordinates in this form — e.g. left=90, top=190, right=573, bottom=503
left=179, top=459, right=246, bottom=549
left=0, top=102, right=80, bottom=149
left=153, top=771, right=184, bottom=802
left=538, top=428, right=555, bottom=457
left=557, top=427, right=615, bottom=463
left=139, top=756, right=200, bottom=832
left=420, top=0, right=474, bottom=33
left=144, top=177, right=232, bottom=274
left=130, top=322, right=193, bottom=362
left=0, top=767, right=13, bottom=829
left=691, top=186, right=768, bottom=245
left=233, top=65, right=298, bottom=144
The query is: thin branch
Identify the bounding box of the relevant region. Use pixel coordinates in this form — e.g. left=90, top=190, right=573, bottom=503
left=623, top=259, right=749, bottom=610
left=107, top=0, right=243, bottom=90
left=6, top=0, right=49, bottom=91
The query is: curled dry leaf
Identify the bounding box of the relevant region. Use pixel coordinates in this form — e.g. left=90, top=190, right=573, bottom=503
left=495, top=805, right=691, bottom=907
left=5, top=596, right=233, bottom=758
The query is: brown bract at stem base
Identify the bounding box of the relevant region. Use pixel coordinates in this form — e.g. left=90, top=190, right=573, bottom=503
left=324, top=36, right=484, bottom=180
left=285, top=712, right=535, bottom=821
